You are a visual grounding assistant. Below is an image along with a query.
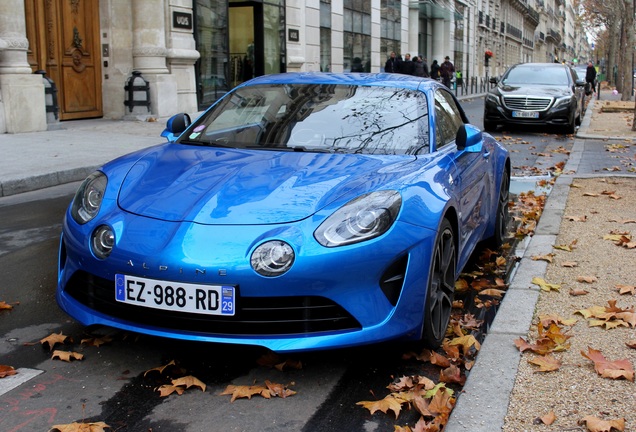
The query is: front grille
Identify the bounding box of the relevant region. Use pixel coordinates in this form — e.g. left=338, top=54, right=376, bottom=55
left=503, top=96, right=552, bottom=111
left=64, top=271, right=361, bottom=336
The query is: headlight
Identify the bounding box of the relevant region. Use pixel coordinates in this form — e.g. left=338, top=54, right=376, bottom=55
left=71, top=172, right=107, bottom=224
left=251, top=241, right=295, bottom=277
left=314, top=190, right=402, bottom=247
left=486, top=93, right=500, bottom=105
left=91, top=225, right=115, bottom=259
left=553, top=96, right=571, bottom=108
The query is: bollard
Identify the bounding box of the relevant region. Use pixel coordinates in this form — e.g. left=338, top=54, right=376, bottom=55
left=124, top=71, right=151, bottom=114
left=34, top=70, right=59, bottom=125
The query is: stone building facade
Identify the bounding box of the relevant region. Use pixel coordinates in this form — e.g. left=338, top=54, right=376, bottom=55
left=0, top=0, right=588, bottom=134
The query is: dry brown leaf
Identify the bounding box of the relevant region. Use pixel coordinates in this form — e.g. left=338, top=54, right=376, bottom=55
left=561, top=261, right=578, bottom=268
left=49, top=421, right=110, bottom=432
left=576, top=276, right=598, bottom=284
left=265, top=379, right=297, bottom=398
left=220, top=384, right=269, bottom=402
left=581, top=347, right=634, bottom=381
left=0, top=364, right=17, bottom=378
left=172, top=375, right=206, bottom=392
left=579, top=415, right=625, bottom=432
left=616, top=284, right=635, bottom=295
left=0, top=300, right=15, bottom=311
left=144, top=360, right=185, bottom=377
left=447, top=334, right=481, bottom=355
left=531, top=254, right=554, bottom=263
left=40, top=332, right=72, bottom=351
left=51, top=350, right=84, bottom=362
left=356, top=394, right=405, bottom=419
left=539, top=410, right=557, bottom=425
left=528, top=354, right=561, bottom=372
left=80, top=335, right=113, bottom=347
left=626, top=340, right=636, bottom=349
left=157, top=384, right=185, bottom=397
left=570, top=289, right=589, bottom=296
left=565, top=215, right=587, bottom=222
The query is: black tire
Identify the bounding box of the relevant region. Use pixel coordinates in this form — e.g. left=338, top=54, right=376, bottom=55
left=483, top=119, right=497, bottom=132
left=490, top=171, right=510, bottom=248
left=564, top=112, right=576, bottom=134
left=422, top=219, right=456, bottom=348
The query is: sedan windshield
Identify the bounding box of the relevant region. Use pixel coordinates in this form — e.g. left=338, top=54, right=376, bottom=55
left=179, top=84, right=430, bottom=155
left=502, top=66, right=570, bottom=86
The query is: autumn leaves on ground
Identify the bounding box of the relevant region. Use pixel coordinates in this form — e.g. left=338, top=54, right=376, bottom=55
left=504, top=177, right=636, bottom=432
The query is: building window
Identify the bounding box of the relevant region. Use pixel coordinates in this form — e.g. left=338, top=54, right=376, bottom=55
left=320, top=0, right=331, bottom=71
left=380, top=0, right=400, bottom=70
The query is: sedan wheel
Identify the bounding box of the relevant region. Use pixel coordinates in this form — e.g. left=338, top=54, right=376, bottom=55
left=422, top=219, right=456, bottom=347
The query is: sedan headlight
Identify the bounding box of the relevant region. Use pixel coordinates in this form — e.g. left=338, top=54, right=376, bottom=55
left=314, top=190, right=402, bottom=247
left=553, top=96, right=571, bottom=108
left=486, top=93, right=500, bottom=105
left=251, top=241, right=295, bottom=277
left=71, top=171, right=107, bottom=224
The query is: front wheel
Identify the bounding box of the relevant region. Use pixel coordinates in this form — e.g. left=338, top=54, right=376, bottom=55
left=422, top=219, right=456, bottom=348
left=490, top=170, right=511, bottom=248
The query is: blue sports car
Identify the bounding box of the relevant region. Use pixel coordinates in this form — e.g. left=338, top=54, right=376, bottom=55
left=57, top=73, right=510, bottom=353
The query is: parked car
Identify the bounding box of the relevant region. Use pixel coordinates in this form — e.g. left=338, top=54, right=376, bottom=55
left=484, top=62, right=586, bottom=134
left=57, top=73, right=510, bottom=353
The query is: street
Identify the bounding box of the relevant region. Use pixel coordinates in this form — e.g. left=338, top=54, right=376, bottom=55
left=0, top=96, right=578, bottom=431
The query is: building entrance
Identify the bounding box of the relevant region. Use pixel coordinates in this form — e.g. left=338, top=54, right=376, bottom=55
left=25, top=0, right=103, bottom=120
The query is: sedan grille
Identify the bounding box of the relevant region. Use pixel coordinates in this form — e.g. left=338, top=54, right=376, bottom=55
left=503, top=96, right=552, bottom=111
left=64, top=271, right=361, bottom=335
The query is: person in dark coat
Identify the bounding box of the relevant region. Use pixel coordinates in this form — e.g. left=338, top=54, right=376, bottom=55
left=412, top=56, right=429, bottom=77
left=440, top=56, right=455, bottom=88
left=430, top=60, right=440, bottom=80
left=400, top=53, right=415, bottom=75
left=585, top=60, right=597, bottom=94
left=384, top=51, right=399, bottom=73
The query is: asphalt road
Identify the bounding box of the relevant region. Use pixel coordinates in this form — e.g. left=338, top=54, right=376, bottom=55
left=0, top=97, right=577, bottom=431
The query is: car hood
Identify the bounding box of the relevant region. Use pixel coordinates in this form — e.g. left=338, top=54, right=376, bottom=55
left=117, top=144, right=416, bottom=225
left=496, top=84, right=572, bottom=98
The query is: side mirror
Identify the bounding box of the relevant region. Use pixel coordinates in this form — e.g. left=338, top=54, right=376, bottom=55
left=161, top=113, right=192, bottom=142
left=456, top=124, right=483, bottom=151
left=489, top=77, right=499, bottom=84
left=575, top=79, right=586, bottom=87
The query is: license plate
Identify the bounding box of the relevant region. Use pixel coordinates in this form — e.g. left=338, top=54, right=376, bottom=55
left=115, top=274, right=235, bottom=316
left=512, top=111, right=539, bottom=118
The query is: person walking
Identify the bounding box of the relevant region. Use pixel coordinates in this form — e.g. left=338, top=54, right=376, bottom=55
left=413, top=56, right=429, bottom=77
left=585, top=60, right=597, bottom=95
left=430, top=60, right=440, bottom=80
left=440, top=56, right=455, bottom=88
left=384, top=51, right=399, bottom=73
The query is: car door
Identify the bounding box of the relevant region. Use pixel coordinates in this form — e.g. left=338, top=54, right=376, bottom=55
left=433, top=90, right=491, bottom=259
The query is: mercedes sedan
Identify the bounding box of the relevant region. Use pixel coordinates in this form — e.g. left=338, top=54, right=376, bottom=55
left=484, top=62, right=586, bottom=134
left=57, top=72, right=510, bottom=353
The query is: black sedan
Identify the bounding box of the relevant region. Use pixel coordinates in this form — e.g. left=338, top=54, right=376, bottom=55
left=484, top=62, right=586, bottom=134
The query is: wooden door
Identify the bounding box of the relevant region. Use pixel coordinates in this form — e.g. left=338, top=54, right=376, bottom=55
left=25, top=0, right=103, bottom=120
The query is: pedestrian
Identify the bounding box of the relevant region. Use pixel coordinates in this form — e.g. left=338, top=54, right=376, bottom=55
left=430, top=60, right=440, bottom=80
left=412, top=56, right=423, bottom=77
left=384, top=51, right=399, bottom=73
left=585, top=60, right=597, bottom=95
left=440, top=56, right=455, bottom=88
left=401, top=53, right=415, bottom=75
left=420, top=56, right=430, bottom=77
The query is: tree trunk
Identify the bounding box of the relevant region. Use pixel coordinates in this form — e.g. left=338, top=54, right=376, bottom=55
left=620, top=0, right=633, bottom=102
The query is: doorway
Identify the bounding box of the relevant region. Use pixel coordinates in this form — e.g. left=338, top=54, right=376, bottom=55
left=25, top=0, right=103, bottom=120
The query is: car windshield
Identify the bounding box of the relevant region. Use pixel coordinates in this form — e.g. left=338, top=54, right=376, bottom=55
left=502, top=66, right=570, bottom=86
left=179, top=83, right=431, bottom=155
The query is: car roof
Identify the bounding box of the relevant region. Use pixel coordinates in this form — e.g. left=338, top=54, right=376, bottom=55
left=509, top=62, right=570, bottom=69
left=239, top=72, right=439, bottom=92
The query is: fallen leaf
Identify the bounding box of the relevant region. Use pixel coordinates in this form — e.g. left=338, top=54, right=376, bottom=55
left=478, top=288, right=506, bottom=298
left=256, top=352, right=303, bottom=371
left=144, top=360, right=185, bottom=377
left=626, top=340, right=636, bottom=349
left=569, top=289, right=589, bottom=296
left=531, top=254, right=554, bottom=263
left=157, top=384, right=185, bottom=397
left=439, top=364, right=465, bottom=385
left=51, top=350, right=84, bottom=362
left=0, top=301, right=14, bottom=311
left=220, top=384, right=269, bottom=402
left=565, top=215, right=587, bottom=222
left=172, top=375, right=206, bottom=392
left=0, top=365, right=17, bottom=378
left=528, top=354, right=561, bottom=372
left=356, top=394, right=404, bottom=419
left=447, top=334, right=481, bottom=355
left=616, top=284, right=635, bottom=295
left=49, top=421, right=110, bottom=432
left=581, top=347, right=634, bottom=381
left=265, top=379, right=297, bottom=398
left=561, top=261, right=578, bottom=267
left=531, top=277, right=561, bottom=292
left=80, top=335, right=113, bottom=347
left=579, top=415, right=625, bottom=432
left=40, top=332, right=72, bottom=351
left=576, top=276, right=598, bottom=284
left=539, top=410, right=556, bottom=425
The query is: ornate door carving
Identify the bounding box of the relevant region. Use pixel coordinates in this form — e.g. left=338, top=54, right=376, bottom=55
left=25, top=0, right=103, bottom=120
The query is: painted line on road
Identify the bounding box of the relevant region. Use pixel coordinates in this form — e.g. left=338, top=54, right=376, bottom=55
left=0, top=368, right=43, bottom=396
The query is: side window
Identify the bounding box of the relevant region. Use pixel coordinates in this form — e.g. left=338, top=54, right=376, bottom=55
left=434, top=90, right=465, bottom=149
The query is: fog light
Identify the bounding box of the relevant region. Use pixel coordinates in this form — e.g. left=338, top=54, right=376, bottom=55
left=91, top=225, right=115, bottom=259
left=251, top=241, right=295, bottom=277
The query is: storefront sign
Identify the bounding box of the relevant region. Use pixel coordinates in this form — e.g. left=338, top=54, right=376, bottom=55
left=173, top=11, right=192, bottom=30
left=288, top=28, right=299, bottom=42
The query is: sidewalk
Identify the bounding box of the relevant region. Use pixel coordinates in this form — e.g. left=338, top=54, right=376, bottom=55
left=447, top=90, right=636, bottom=431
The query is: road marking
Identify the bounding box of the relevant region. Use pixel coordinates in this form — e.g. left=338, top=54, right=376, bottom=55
left=0, top=368, right=43, bottom=396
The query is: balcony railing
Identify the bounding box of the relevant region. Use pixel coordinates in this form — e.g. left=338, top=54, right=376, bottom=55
left=525, top=6, right=540, bottom=26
